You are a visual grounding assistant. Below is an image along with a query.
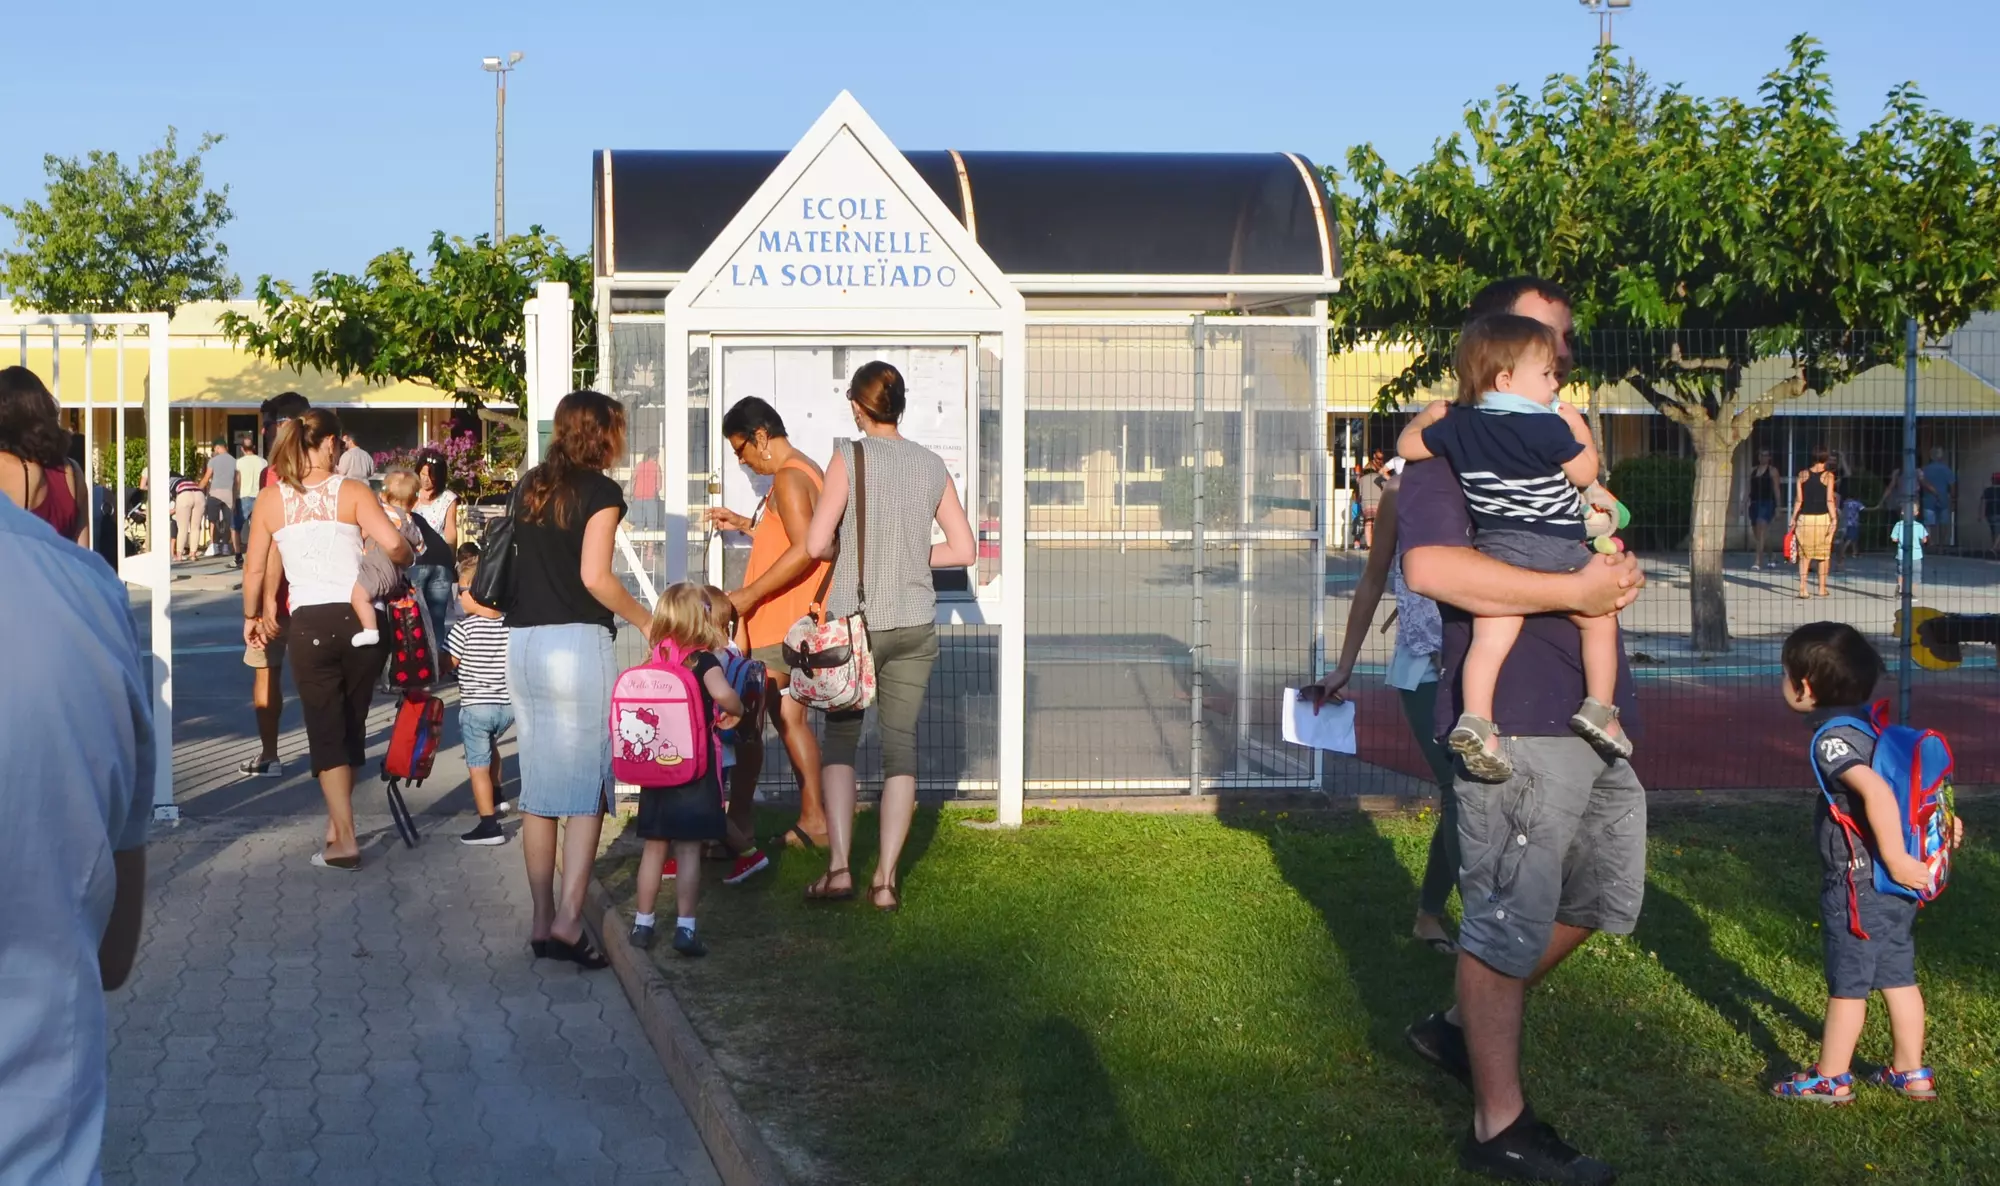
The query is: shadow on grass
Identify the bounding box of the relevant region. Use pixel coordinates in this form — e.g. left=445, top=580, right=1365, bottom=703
left=965, top=1017, right=1168, bottom=1185
left=1214, top=803, right=1453, bottom=1065
left=1634, top=879, right=1821, bottom=1081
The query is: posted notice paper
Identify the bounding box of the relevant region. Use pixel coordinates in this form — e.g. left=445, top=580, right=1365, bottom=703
left=1281, top=688, right=1357, bottom=754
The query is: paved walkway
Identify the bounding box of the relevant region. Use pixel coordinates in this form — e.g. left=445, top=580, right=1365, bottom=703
left=105, top=570, right=719, bottom=1186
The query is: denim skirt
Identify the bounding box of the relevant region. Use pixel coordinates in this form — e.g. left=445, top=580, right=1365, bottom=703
left=509, top=622, right=617, bottom=817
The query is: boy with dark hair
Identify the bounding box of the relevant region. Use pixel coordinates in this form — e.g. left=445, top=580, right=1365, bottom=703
left=1771, top=621, right=1963, bottom=1104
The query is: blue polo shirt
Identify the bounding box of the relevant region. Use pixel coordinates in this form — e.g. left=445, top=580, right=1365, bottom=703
left=0, top=497, right=154, bottom=1185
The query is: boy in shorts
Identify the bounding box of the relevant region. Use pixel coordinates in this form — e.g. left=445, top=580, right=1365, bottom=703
left=446, top=554, right=512, bottom=846
left=1771, top=622, right=1964, bottom=1104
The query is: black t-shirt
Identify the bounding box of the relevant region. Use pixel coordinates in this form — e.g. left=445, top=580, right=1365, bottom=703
left=1808, top=706, right=1880, bottom=876
left=1749, top=465, right=1782, bottom=506
left=1395, top=458, right=1639, bottom=740
left=411, top=513, right=454, bottom=569
left=506, top=469, right=627, bottom=633
left=1419, top=407, right=1586, bottom=538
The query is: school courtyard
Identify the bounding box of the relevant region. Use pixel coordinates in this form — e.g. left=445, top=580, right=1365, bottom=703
left=129, top=565, right=2000, bottom=1184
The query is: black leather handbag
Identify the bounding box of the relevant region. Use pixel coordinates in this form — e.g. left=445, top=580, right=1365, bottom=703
left=468, top=486, right=520, bottom=611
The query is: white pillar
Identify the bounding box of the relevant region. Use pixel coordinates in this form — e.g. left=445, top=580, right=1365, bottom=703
left=523, top=281, right=571, bottom=468
left=997, top=319, right=1028, bottom=826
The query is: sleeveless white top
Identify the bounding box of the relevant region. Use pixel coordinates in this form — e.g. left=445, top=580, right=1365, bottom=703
left=414, top=489, right=457, bottom=535
left=274, top=476, right=363, bottom=611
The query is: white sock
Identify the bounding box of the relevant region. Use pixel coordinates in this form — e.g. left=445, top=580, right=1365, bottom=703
left=351, top=628, right=380, bottom=647
left=676, top=916, right=697, bottom=934
left=633, top=912, right=656, bottom=928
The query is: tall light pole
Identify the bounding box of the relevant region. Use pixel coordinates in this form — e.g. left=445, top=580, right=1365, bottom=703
left=1578, top=0, right=1632, bottom=48
left=481, top=52, right=523, bottom=243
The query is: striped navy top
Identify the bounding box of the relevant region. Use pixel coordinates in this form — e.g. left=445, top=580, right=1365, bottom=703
left=446, top=613, right=511, bottom=706
left=1419, top=406, right=1587, bottom=539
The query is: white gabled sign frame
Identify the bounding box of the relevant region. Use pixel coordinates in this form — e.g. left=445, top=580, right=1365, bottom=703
left=659, top=92, right=1028, bottom=824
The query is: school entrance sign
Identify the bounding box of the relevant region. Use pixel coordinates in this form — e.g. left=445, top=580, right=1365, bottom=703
left=689, top=125, right=1003, bottom=311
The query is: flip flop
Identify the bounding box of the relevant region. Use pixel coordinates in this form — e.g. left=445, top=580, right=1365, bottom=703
left=311, top=852, right=361, bottom=872
left=1419, top=936, right=1458, bottom=955
left=782, top=825, right=827, bottom=851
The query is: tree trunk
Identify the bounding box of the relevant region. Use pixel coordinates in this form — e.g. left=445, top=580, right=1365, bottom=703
left=1586, top=387, right=1609, bottom=483
left=1687, top=417, right=1735, bottom=654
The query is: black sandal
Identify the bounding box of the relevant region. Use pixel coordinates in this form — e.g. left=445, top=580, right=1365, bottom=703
left=531, top=940, right=549, bottom=959
left=783, top=825, right=826, bottom=851
left=547, top=932, right=610, bottom=971
left=805, top=867, right=855, bottom=902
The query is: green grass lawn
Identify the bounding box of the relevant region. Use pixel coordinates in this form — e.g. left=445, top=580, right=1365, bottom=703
left=596, top=800, right=2000, bottom=1185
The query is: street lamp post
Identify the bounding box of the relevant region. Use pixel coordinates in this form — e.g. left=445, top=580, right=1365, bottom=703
left=481, top=52, right=524, bottom=243
left=1578, top=0, right=1632, bottom=48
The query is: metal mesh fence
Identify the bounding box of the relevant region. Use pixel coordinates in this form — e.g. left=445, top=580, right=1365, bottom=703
left=1328, top=318, right=2000, bottom=793
left=1023, top=320, right=1324, bottom=793
left=599, top=317, right=1327, bottom=799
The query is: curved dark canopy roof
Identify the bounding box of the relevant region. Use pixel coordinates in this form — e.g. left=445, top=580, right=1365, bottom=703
left=595, top=149, right=1334, bottom=280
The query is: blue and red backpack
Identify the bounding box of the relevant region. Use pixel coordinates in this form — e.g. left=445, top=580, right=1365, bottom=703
left=1810, top=700, right=1957, bottom=938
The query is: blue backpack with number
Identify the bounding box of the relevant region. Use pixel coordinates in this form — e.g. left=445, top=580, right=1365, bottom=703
left=1810, top=701, right=1957, bottom=938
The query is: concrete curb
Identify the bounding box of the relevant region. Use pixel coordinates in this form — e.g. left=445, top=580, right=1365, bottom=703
left=585, top=878, right=789, bottom=1186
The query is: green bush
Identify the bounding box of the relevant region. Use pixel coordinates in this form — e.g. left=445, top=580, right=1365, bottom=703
left=92, top=439, right=152, bottom=486
left=1608, top=454, right=1695, bottom=551
left=86, top=438, right=205, bottom=485
left=1158, top=466, right=1241, bottom=531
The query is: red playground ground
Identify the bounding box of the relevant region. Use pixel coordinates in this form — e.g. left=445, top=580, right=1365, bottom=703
left=1344, top=669, right=1998, bottom=792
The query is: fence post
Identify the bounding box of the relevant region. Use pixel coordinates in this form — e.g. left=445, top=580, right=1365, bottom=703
left=1190, top=315, right=1206, bottom=796
left=1899, top=316, right=1918, bottom=725
left=1236, top=351, right=1255, bottom=773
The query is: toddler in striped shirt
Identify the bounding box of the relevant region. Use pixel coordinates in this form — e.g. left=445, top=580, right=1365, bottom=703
left=447, top=552, right=513, bottom=846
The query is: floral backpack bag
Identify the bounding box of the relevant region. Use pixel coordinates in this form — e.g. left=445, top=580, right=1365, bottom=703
left=783, top=440, right=877, bottom=712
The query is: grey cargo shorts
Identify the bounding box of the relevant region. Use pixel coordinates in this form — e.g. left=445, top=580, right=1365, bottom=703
left=1455, top=736, right=1647, bottom=979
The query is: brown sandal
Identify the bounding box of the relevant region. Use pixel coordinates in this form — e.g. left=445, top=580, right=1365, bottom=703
left=872, top=883, right=901, bottom=913
left=805, top=868, right=854, bottom=902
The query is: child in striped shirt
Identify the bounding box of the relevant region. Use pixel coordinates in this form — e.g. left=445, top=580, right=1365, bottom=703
left=447, top=553, right=512, bottom=846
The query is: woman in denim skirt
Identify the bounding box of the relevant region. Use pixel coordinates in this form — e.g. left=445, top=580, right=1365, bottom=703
left=506, top=391, right=650, bottom=969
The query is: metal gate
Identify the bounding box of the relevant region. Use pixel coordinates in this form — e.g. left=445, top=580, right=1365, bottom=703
left=1021, top=316, right=1327, bottom=794
left=8, top=313, right=176, bottom=818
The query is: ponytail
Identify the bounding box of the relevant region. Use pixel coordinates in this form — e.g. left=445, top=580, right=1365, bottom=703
left=270, top=407, right=341, bottom=489
left=847, top=361, right=906, bottom=426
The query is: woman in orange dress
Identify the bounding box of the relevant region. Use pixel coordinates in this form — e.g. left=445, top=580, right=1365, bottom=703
left=705, top=398, right=830, bottom=847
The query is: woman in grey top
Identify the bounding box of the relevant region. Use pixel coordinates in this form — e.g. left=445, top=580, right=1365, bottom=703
left=803, top=361, right=977, bottom=910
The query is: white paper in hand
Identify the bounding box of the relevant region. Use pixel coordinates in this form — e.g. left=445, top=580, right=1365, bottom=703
left=1282, top=688, right=1357, bottom=754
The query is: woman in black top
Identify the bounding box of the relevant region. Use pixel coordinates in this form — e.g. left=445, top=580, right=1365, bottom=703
left=1746, top=449, right=1782, bottom=570
left=1791, top=445, right=1838, bottom=598
left=505, top=390, right=650, bottom=969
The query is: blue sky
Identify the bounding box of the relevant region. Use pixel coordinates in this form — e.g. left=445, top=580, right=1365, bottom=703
left=3, top=0, right=1996, bottom=288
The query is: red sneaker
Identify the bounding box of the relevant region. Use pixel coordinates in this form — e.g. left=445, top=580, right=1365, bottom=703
left=661, top=859, right=677, bottom=880
left=723, top=849, right=769, bottom=885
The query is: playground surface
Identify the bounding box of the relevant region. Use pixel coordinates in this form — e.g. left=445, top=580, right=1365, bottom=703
left=1327, top=549, right=2000, bottom=791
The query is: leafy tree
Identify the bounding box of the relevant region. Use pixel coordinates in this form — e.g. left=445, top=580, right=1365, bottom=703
left=220, top=228, right=594, bottom=411
left=1329, top=37, right=2000, bottom=652
left=0, top=128, right=238, bottom=313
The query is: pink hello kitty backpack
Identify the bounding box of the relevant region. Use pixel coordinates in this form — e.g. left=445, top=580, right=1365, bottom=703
left=609, top=639, right=712, bottom=788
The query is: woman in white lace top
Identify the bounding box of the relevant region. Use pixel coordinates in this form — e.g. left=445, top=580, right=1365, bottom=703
left=241, top=408, right=413, bottom=871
